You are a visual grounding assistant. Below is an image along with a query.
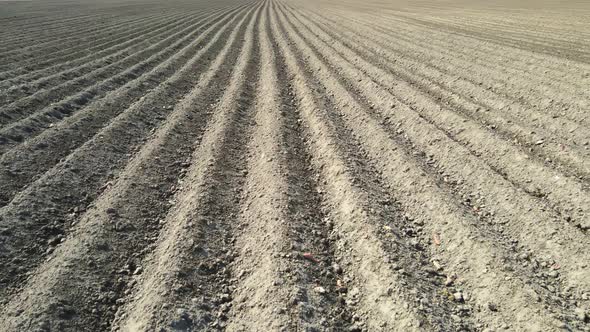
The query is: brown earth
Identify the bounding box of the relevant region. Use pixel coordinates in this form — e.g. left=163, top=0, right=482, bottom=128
left=0, top=0, right=589, bottom=331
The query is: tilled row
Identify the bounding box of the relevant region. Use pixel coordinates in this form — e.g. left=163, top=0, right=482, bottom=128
left=0, top=2, right=244, bottom=79
left=0, top=2, right=253, bottom=78
left=281, top=3, right=590, bottom=216
left=398, top=13, right=590, bottom=63
left=0, top=9, right=233, bottom=126
left=0, top=11, right=192, bottom=87
left=0, top=12, right=128, bottom=55
left=0, top=4, right=164, bottom=38
left=270, top=2, right=588, bottom=330
left=0, top=5, right=257, bottom=329
left=320, top=7, right=590, bottom=116
left=0, top=13, right=164, bottom=68
left=318, top=9, right=590, bottom=133
left=0, top=0, right=251, bottom=306
left=270, top=7, right=464, bottom=329
left=308, top=8, right=590, bottom=143
left=0, top=10, right=214, bottom=111
left=0, top=2, right=221, bottom=50
left=0, top=0, right=588, bottom=331
left=0, top=4, right=249, bottom=208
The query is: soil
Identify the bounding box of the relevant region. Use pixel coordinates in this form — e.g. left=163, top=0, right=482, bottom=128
left=0, top=0, right=589, bottom=331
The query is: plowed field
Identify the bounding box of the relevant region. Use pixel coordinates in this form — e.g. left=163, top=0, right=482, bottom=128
left=0, top=0, right=589, bottom=331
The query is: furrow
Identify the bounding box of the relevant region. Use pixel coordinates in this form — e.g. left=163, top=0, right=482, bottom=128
left=281, top=0, right=590, bottom=298
left=313, top=8, right=590, bottom=138
left=427, top=14, right=589, bottom=48
left=0, top=5, right=250, bottom=330
left=360, top=11, right=590, bottom=126
left=0, top=11, right=128, bottom=39
left=400, top=14, right=590, bottom=63
left=0, top=12, right=106, bottom=30
left=0, top=11, right=201, bottom=104
left=324, top=8, right=590, bottom=98
left=311, top=8, right=590, bottom=128
left=270, top=2, right=463, bottom=330
left=381, top=13, right=590, bottom=84
left=0, top=14, right=141, bottom=55
left=435, top=13, right=584, bottom=40
left=0, top=5, right=243, bottom=205
left=0, top=5, right=184, bottom=49
left=0, top=13, right=126, bottom=53
left=297, top=6, right=590, bottom=181
left=0, top=4, right=249, bottom=300
left=396, top=10, right=588, bottom=48
left=113, top=6, right=260, bottom=330
left=1, top=10, right=116, bottom=27
left=0, top=10, right=219, bottom=127
left=439, top=8, right=589, bottom=33
left=225, top=4, right=298, bottom=328
left=0, top=13, right=157, bottom=66
left=0, top=13, right=141, bottom=51
left=284, top=4, right=590, bottom=231
left=398, top=8, right=590, bottom=48
left=367, top=10, right=590, bottom=66
left=0, top=6, right=240, bottom=162
left=0, top=11, right=192, bottom=86
left=273, top=2, right=584, bottom=330
left=0, top=11, right=201, bottom=78
left=0, top=13, right=110, bottom=38
left=1, top=1, right=588, bottom=330
left=226, top=4, right=349, bottom=330
left=0, top=14, right=109, bottom=38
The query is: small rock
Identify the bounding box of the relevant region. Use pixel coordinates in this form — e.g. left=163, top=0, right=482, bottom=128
left=115, top=221, right=134, bottom=232
left=37, top=320, right=50, bottom=330
left=432, top=261, right=443, bottom=271
left=453, top=292, right=463, bottom=302
left=217, top=310, right=226, bottom=319
left=332, top=263, right=342, bottom=274
left=487, top=302, right=498, bottom=312
left=462, top=292, right=470, bottom=302
left=171, top=308, right=192, bottom=329
left=219, top=293, right=231, bottom=303
left=535, top=140, right=545, bottom=145
left=575, top=307, right=588, bottom=322
left=349, top=287, right=360, bottom=298
left=47, top=237, right=60, bottom=246
left=314, top=286, right=327, bottom=294
left=337, top=279, right=348, bottom=293
left=445, top=274, right=456, bottom=286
